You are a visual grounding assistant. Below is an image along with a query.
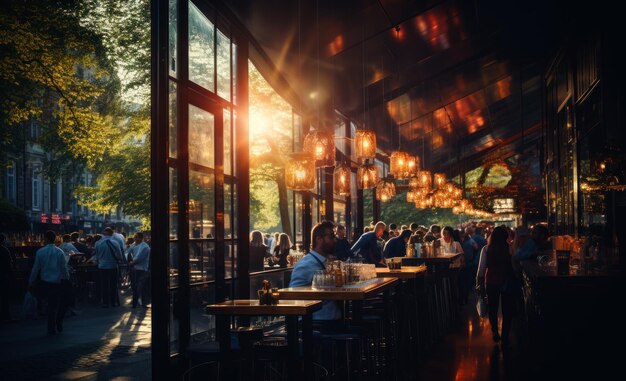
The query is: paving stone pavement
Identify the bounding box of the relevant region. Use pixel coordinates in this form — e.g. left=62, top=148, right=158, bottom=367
left=0, top=293, right=152, bottom=381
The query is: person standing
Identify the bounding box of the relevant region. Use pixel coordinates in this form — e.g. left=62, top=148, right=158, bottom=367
left=476, top=225, right=516, bottom=345
left=272, top=233, right=292, bottom=268
left=94, top=227, right=123, bottom=307
left=128, top=232, right=150, bottom=308
left=383, top=229, right=412, bottom=258
left=351, top=221, right=386, bottom=267
left=249, top=230, right=268, bottom=272
left=28, top=231, right=69, bottom=334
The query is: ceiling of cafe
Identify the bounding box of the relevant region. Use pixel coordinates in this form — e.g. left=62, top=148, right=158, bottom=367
left=225, top=0, right=564, bottom=173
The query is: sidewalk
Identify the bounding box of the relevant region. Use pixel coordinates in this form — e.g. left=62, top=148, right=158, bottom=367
left=0, top=292, right=152, bottom=381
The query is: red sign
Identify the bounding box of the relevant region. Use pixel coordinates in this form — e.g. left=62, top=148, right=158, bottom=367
left=41, top=213, right=48, bottom=223
left=51, top=213, right=61, bottom=224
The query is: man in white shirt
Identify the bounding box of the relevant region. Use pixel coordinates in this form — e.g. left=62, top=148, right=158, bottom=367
left=128, top=232, right=150, bottom=308
left=111, top=227, right=126, bottom=257
left=94, top=228, right=123, bottom=307
left=29, top=230, right=69, bottom=335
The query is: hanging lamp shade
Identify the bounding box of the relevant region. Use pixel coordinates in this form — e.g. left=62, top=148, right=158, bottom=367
left=407, top=189, right=417, bottom=202
left=433, top=173, right=447, bottom=189
left=406, top=155, right=420, bottom=177
left=376, top=177, right=396, bottom=202
left=355, top=129, right=376, bottom=160
left=408, top=175, right=420, bottom=189
left=452, top=205, right=462, bottom=214
left=285, top=152, right=315, bottom=190
left=389, top=150, right=409, bottom=179
left=357, top=160, right=379, bottom=189
left=303, top=130, right=335, bottom=167
left=333, top=162, right=352, bottom=196
left=417, top=170, right=432, bottom=189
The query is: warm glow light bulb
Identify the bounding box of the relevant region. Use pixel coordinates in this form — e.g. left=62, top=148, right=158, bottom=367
left=315, top=142, right=324, bottom=157
left=296, top=170, right=305, bottom=180
left=363, top=140, right=370, bottom=148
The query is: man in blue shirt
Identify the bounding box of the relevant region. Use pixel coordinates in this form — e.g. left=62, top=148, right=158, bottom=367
left=29, top=230, right=69, bottom=334
left=384, top=229, right=411, bottom=258
left=350, top=221, right=386, bottom=266
left=128, top=232, right=150, bottom=308
left=289, top=221, right=341, bottom=321
left=94, top=227, right=123, bottom=307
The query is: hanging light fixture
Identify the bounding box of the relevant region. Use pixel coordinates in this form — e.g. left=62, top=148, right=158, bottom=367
left=357, top=160, right=379, bottom=189
left=355, top=129, right=376, bottom=160
left=285, top=152, right=315, bottom=190
left=333, top=162, right=351, bottom=196
left=376, top=176, right=396, bottom=202
left=304, top=129, right=335, bottom=167
left=433, top=173, right=447, bottom=189
left=417, top=170, right=432, bottom=189
left=389, top=150, right=409, bottom=179
left=406, top=154, right=420, bottom=177
left=408, top=175, right=420, bottom=189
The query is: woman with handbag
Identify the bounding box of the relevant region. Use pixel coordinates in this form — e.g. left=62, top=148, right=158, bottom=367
left=476, top=225, right=516, bottom=345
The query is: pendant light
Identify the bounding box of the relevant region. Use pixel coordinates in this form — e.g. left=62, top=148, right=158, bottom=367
left=304, top=130, right=335, bottom=167
left=417, top=170, right=432, bottom=189
left=389, top=150, right=409, bottom=179
left=406, top=154, right=419, bottom=177
left=357, top=159, right=379, bottom=189
left=355, top=129, right=376, bottom=160
left=376, top=176, right=396, bottom=202
left=433, top=172, right=447, bottom=189
left=285, top=152, right=315, bottom=190
left=333, top=162, right=351, bottom=196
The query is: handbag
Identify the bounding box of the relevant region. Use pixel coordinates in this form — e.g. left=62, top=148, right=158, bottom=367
left=476, top=295, right=488, bottom=318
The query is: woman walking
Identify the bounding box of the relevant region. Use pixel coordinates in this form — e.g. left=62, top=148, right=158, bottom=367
left=476, top=225, right=516, bottom=345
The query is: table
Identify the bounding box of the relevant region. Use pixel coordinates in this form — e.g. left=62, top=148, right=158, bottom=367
left=279, top=278, right=399, bottom=378
left=376, top=265, right=428, bottom=373
left=205, top=299, right=322, bottom=380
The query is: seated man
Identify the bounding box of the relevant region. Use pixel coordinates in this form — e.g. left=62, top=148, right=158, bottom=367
left=289, top=221, right=341, bottom=321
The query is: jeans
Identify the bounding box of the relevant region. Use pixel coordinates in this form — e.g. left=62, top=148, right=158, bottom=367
left=486, top=283, right=515, bottom=341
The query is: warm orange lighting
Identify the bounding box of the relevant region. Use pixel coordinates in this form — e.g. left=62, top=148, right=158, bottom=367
left=355, top=129, right=376, bottom=160
left=376, top=177, right=396, bottom=202
left=303, top=130, right=335, bottom=167
left=357, top=161, right=379, bottom=189
left=408, top=176, right=420, bottom=189
left=390, top=150, right=409, bottom=179
left=285, top=152, right=315, bottom=190
left=418, top=170, right=432, bottom=189
left=333, top=163, right=352, bottom=196
left=434, top=173, right=447, bottom=189
left=406, top=155, right=420, bottom=176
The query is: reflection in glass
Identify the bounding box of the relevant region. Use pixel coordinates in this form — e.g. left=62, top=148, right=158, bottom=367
left=189, top=241, right=215, bottom=283
left=169, top=167, right=178, bottom=239
left=190, top=284, right=216, bottom=343
left=189, top=171, right=215, bottom=239
left=189, top=105, right=214, bottom=167
left=224, top=182, right=233, bottom=238
left=170, top=289, right=180, bottom=355
left=216, top=29, right=231, bottom=100
left=188, top=2, right=214, bottom=91
left=224, top=109, right=231, bottom=175
left=169, top=81, right=177, bottom=158
left=168, top=0, right=177, bottom=77
left=169, top=242, right=179, bottom=288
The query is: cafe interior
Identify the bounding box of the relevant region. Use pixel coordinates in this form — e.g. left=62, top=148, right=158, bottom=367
left=150, top=0, right=625, bottom=379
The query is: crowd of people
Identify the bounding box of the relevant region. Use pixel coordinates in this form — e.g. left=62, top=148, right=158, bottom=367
left=0, top=228, right=151, bottom=334
left=283, top=219, right=550, bottom=343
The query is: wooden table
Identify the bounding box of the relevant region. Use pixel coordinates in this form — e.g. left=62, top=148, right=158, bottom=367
left=278, top=277, right=399, bottom=301
left=206, top=299, right=322, bottom=380
left=375, top=265, right=427, bottom=279
left=279, top=278, right=399, bottom=379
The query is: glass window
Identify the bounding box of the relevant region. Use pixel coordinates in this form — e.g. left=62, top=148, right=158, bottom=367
left=189, top=241, right=215, bottom=283
left=189, top=171, right=215, bottom=239
left=249, top=61, right=294, bottom=234
left=189, top=105, right=214, bottom=168
left=188, top=1, right=214, bottom=91
left=335, top=114, right=346, bottom=154
left=169, top=0, right=177, bottom=76
left=169, top=167, right=178, bottom=239
left=216, top=29, right=231, bottom=101
left=224, top=182, right=233, bottom=238
left=170, top=289, right=180, bottom=355
left=56, top=180, right=62, bottom=212
left=6, top=161, right=15, bottom=203
left=224, top=109, right=231, bottom=175
left=32, top=165, right=41, bottom=210
left=295, top=192, right=303, bottom=244
left=169, top=241, right=179, bottom=288
left=190, top=284, right=215, bottom=342
left=232, top=43, right=238, bottom=105
left=169, top=81, right=177, bottom=158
